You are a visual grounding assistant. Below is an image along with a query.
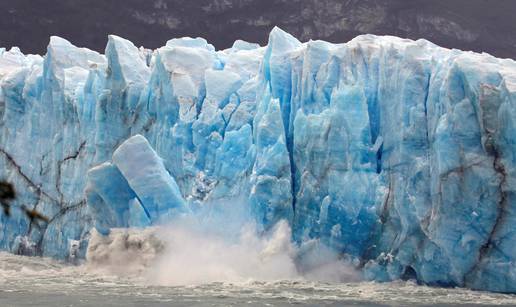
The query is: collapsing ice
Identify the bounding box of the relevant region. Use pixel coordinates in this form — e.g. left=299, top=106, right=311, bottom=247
left=0, top=27, right=516, bottom=292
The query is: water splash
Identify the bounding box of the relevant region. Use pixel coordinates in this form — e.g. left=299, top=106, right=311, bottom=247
left=85, top=198, right=361, bottom=285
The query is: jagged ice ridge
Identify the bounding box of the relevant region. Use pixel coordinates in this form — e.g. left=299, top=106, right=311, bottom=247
left=0, top=27, right=515, bottom=292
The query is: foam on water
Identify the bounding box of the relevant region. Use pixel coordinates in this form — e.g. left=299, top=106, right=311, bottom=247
left=1, top=252, right=516, bottom=306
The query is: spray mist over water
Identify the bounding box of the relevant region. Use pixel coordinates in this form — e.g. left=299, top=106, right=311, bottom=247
left=147, top=220, right=298, bottom=285
left=86, top=198, right=361, bottom=286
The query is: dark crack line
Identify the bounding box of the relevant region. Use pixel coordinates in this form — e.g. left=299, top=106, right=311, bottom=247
left=35, top=199, right=87, bottom=255
left=438, top=158, right=490, bottom=180
left=63, top=141, right=86, bottom=162
left=56, top=141, right=86, bottom=203
left=221, top=92, right=241, bottom=137
left=0, top=147, right=58, bottom=204
left=380, top=179, right=393, bottom=225
left=0, top=144, right=89, bottom=255
left=0, top=147, right=61, bottom=256
left=26, top=192, right=43, bottom=236
left=47, top=199, right=86, bottom=225
left=39, top=150, right=50, bottom=177
left=464, top=148, right=508, bottom=284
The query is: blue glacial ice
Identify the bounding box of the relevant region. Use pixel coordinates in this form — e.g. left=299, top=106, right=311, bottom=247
left=1, top=27, right=516, bottom=292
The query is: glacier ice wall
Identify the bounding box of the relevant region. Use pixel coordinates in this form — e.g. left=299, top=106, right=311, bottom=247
left=1, top=27, right=516, bottom=292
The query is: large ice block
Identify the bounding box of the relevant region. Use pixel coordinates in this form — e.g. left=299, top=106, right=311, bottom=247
left=112, top=134, right=186, bottom=222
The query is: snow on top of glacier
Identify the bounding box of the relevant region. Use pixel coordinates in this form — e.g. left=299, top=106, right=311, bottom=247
left=2, top=27, right=515, bottom=95
left=106, top=35, right=150, bottom=85
left=0, top=47, right=42, bottom=80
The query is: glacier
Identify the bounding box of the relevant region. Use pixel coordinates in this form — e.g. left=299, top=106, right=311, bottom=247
left=0, top=27, right=515, bottom=293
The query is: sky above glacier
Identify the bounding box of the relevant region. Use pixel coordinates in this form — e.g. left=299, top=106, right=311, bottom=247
left=0, top=0, right=515, bottom=59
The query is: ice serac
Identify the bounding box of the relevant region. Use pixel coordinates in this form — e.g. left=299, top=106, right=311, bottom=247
left=1, top=28, right=516, bottom=293
left=112, top=134, right=186, bottom=222
left=250, top=90, right=293, bottom=229
left=95, top=35, right=150, bottom=162
left=87, top=134, right=185, bottom=231
left=86, top=162, right=136, bottom=234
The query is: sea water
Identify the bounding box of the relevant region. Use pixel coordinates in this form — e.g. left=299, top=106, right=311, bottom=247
left=1, top=252, right=516, bottom=307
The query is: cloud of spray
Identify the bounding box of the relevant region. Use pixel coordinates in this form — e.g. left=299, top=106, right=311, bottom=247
left=86, top=197, right=362, bottom=285
left=86, top=227, right=164, bottom=276
left=146, top=219, right=298, bottom=285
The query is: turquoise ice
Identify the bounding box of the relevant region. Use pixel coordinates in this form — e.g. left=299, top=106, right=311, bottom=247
left=0, top=27, right=516, bottom=292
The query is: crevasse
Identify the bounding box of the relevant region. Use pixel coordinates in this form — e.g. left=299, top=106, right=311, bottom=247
left=0, top=27, right=515, bottom=293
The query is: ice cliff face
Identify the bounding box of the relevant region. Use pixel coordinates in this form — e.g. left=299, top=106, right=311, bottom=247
left=0, top=27, right=515, bottom=293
